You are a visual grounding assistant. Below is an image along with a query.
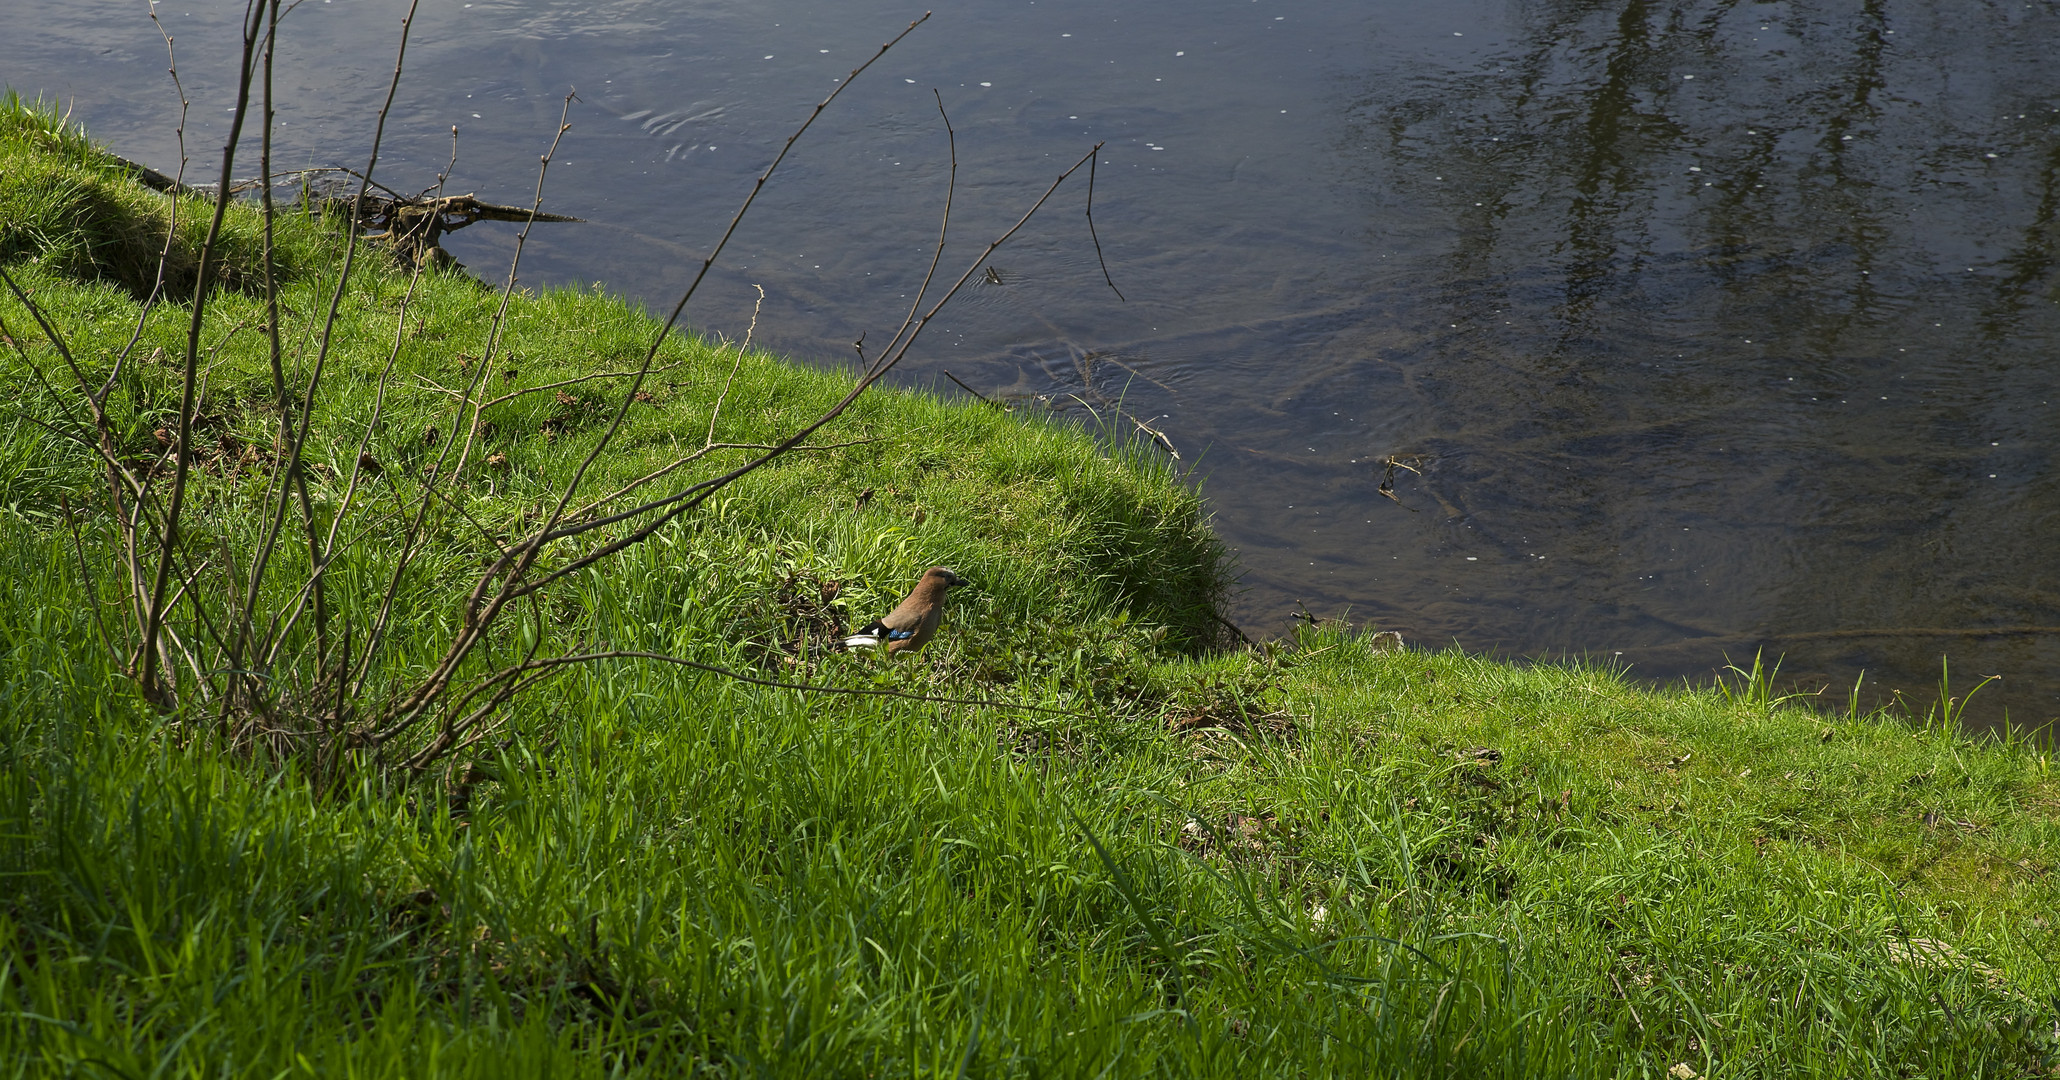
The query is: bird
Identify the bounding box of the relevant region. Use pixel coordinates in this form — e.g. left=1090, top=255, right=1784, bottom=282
left=842, top=567, right=970, bottom=654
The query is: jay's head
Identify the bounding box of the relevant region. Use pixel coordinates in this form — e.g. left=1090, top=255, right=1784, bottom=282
left=922, top=567, right=970, bottom=591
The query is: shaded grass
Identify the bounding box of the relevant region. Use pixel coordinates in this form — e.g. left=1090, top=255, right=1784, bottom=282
left=0, top=92, right=325, bottom=302
left=4, top=572, right=2056, bottom=1076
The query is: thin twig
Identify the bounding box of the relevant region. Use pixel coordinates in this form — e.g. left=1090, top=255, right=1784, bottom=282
left=941, top=370, right=995, bottom=405
left=872, top=88, right=960, bottom=371
left=224, top=0, right=301, bottom=721
left=444, top=95, right=579, bottom=489
left=1127, top=413, right=1178, bottom=459
left=139, top=0, right=281, bottom=708
left=1211, top=610, right=1256, bottom=647
left=562, top=437, right=878, bottom=524
left=704, top=284, right=765, bottom=449
left=419, top=360, right=688, bottom=413
left=1085, top=148, right=1125, bottom=301
left=60, top=498, right=120, bottom=666
left=376, top=17, right=933, bottom=742
left=249, top=0, right=425, bottom=694
left=488, top=143, right=1108, bottom=609
left=537, top=14, right=932, bottom=550
left=104, top=0, right=195, bottom=398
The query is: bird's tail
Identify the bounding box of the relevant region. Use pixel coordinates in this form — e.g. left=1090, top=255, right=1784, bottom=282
left=842, top=620, right=891, bottom=651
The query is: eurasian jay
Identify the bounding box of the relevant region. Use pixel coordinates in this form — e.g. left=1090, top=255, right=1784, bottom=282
left=843, top=567, right=970, bottom=654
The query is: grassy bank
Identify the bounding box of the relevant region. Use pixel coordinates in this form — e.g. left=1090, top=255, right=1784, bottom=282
left=2, top=97, right=2056, bottom=1078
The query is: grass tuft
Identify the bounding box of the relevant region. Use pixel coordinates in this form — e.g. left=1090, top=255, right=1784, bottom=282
left=0, top=90, right=323, bottom=301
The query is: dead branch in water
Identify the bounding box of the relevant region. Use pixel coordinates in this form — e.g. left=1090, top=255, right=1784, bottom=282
left=1377, top=453, right=1428, bottom=511
left=311, top=190, right=584, bottom=270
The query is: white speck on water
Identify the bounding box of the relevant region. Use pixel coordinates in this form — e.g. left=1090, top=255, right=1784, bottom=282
left=1985, top=153, right=1999, bottom=159
left=1990, top=474, right=1998, bottom=478
left=1175, top=50, right=1185, bottom=56
left=1689, top=166, right=1702, bottom=172
left=1062, top=33, right=1071, bottom=37
left=819, top=49, right=828, bottom=53
left=905, top=78, right=916, bottom=83
left=1466, top=556, right=1478, bottom=561
left=472, top=113, right=481, bottom=118
left=763, top=55, right=773, bottom=60
left=1842, top=135, right=1854, bottom=141
left=1452, top=31, right=1462, bottom=35
left=1070, top=115, right=1078, bottom=119
left=980, top=81, right=992, bottom=87
left=1683, top=74, right=1695, bottom=79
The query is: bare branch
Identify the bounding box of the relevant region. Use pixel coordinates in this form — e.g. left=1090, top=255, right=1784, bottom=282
left=483, top=142, right=1109, bottom=613
left=373, top=15, right=935, bottom=742
left=1086, top=148, right=1125, bottom=301
left=140, top=0, right=278, bottom=708
left=872, top=89, right=960, bottom=371
left=419, top=359, right=688, bottom=414
left=941, top=369, right=995, bottom=405
left=563, top=437, right=879, bottom=524
left=534, top=12, right=933, bottom=552
left=705, top=284, right=766, bottom=448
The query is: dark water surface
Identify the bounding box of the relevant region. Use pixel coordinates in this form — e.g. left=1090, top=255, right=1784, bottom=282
left=8, top=1, right=2058, bottom=727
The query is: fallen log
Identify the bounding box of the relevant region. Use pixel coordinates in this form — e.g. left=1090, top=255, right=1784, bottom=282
left=107, top=155, right=584, bottom=269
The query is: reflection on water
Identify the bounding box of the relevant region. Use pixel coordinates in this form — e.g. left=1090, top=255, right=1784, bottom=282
left=1316, top=0, right=2060, bottom=727
left=4, top=0, right=2056, bottom=727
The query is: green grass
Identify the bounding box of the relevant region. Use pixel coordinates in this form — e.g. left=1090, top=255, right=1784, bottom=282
left=0, top=93, right=319, bottom=302
left=1, top=95, right=2056, bottom=1077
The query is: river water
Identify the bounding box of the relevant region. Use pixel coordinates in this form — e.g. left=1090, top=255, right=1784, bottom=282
left=9, top=0, right=2058, bottom=728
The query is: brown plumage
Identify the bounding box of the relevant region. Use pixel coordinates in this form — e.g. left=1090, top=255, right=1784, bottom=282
left=844, top=567, right=970, bottom=654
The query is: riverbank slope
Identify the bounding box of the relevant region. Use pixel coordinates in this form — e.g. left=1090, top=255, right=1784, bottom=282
left=2, top=96, right=2055, bottom=1078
